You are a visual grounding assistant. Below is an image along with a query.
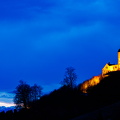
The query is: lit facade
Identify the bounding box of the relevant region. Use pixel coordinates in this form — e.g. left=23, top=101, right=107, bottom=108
left=102, top=49, right=120, bottom=76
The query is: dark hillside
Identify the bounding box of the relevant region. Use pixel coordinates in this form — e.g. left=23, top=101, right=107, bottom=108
left=30, top=71, right=120, bottom=120
left=88, top=71, right=120, bottom=102
left=30, top=86, right=88, bottom=120
left=1, top=71, right=120, bottom=120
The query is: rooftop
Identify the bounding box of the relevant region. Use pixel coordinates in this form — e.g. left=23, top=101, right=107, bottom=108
left=118, top=49, right=120, bottom=52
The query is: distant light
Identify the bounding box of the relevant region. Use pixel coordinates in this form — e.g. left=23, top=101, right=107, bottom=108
left=0, top=102, right=15, bottom=107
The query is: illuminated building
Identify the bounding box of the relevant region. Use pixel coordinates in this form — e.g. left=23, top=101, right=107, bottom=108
left=102, top=49, right=120, bottom=77
left=80, top=49, right=120, bottom=93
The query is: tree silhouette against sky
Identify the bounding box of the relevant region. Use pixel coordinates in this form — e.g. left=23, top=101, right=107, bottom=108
left=61, top=67, right=77, bottom=88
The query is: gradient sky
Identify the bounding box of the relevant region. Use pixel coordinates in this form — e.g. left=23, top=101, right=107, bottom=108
left=0, top=0, right=120, bottom=106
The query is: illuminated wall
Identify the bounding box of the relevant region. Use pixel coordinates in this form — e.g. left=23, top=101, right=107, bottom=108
left=102, top=64, right=118, bottom=76
left=80, top=75, right=102, bottom=93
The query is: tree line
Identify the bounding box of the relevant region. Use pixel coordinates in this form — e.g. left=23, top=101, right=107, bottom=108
left=14, top=67, right=77, bottom=109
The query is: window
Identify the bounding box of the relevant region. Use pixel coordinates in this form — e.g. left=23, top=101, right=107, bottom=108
left=115, top=66, right=117, bottom=68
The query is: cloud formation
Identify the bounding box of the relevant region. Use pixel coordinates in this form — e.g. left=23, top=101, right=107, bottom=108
left=0, top=92, right=14, bottom=107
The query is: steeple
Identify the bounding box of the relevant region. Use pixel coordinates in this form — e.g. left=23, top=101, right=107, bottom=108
left=118, top=49, right=120, bottom=70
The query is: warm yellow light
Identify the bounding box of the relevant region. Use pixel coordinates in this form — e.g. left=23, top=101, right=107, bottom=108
left=80, top=75, right=102, bottom=93
left=109, top=66, right=113, bottom=71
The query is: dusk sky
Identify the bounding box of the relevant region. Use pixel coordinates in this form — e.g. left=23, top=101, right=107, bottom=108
left=0, top=0, right=120, bottom=106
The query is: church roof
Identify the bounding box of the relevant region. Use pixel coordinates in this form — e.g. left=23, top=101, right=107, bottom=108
left=108, top=62, right=115, bottom=66
left=118, top=49, right=120, bottom=52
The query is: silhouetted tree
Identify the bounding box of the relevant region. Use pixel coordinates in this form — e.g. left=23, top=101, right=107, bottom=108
left=30, top=84, right=42, bottom=102
left=14, top=80, right=31, bottom=109
left=61, top=67, right=77, bottom=88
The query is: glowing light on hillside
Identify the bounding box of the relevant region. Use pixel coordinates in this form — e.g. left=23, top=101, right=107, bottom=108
left=0, top=102, right=15, bottom=107
left=80, top=75, right=102, bottom=93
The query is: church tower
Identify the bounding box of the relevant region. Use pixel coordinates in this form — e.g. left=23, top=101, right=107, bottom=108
left=118, top=49, right=120, bottom=70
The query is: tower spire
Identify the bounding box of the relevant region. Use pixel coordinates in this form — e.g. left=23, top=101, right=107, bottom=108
left=118, top=49, right=120, bottom=70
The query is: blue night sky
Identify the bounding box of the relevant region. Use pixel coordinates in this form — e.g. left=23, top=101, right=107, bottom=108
left=0, top=0, right=120, bottom=106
